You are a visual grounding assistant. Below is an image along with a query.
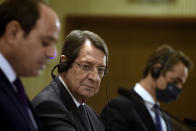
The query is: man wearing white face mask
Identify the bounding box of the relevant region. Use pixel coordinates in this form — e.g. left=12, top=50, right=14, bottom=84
left=101, top=45, right=193, bottom=131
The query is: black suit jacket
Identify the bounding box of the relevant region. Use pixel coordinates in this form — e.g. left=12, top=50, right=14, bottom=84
left=32, top=77, right=105, bottom=131
left=0, top=69, right=42, bottom=131
left=100, top=89, right=173, bottom=131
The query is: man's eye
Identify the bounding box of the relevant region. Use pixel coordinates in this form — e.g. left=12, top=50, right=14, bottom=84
left=98, top=68, right=105, bottom=73
left=82, top=65, right=90, bottom=70
left=42, top=41, right=49, bottom=47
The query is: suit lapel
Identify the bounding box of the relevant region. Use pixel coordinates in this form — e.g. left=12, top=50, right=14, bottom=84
left=54, top=77, right=90, bottom=131
left=159, top=111, right=173, bottom=131
left=85, top=106, right=95, bottom=131
left=85, top=105, right=105, bottom=131
left=0, top=69, right=36, bottom=131
left=28, top=100, right=43, bottom=131
left=129, top=89, right=156, bottom=131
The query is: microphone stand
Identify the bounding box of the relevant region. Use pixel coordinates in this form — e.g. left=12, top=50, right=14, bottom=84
left=159, top=107, right=196, bottom=131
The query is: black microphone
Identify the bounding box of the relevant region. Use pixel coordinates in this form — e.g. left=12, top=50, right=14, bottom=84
left=184, top=118, right=196, bottom=127
left=118, top=87, right=196, bottom=131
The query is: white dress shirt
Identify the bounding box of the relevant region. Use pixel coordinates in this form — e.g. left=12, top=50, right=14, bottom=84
left=0, top=53, right=17, bottom=91
left=59, top=75, right=85, bottom=107
left=0, top=53, right=38, bottom=130
left=134, top=83, right=167, bottom=131
left=0, top=53, right=16, bottom=83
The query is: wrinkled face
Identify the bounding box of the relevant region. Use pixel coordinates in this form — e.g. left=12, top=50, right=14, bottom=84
left=63, top=39, right=106, bottom=102
left=13, top=4, right=60, bottom=76
left=157, top=62, right=188, bottom=90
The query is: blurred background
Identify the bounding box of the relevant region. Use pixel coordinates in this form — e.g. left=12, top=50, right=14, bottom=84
left=1, top=0, right=196, bottom=129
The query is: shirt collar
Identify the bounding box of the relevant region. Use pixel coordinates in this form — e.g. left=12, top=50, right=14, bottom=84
left=58, top=75, right=84, bottom=107
left=134, top=83, right=158, bottom=108
left=0, top=53, right=17, bottom=83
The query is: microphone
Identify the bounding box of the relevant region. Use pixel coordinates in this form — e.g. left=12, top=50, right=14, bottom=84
left=184, top=118, right=196, bottom=127
left=118, top=88, right=196, bottom=131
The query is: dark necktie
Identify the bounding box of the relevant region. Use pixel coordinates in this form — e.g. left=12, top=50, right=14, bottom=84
left=78, top=105, right=91, bottom=130
left=154, top=104, right=163, bottom=131
left=14, top=78, right=28, bottom=108
left=14, top=78, right=38, bottom=131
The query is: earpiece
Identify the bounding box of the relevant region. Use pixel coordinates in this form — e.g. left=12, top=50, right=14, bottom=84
left=58, top=62, right=69, bottom=73
left=151, top=67, right=161, bottom=79
left=51, top=61, right=71, bottom=79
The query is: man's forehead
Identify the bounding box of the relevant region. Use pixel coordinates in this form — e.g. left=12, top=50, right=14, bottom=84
left=77, top=46, right=106, bottom=65
left=34, top=3, right=60, bottom=39
left=38, top=3, right=58, bottom=25
left=167, top=62, right=188, bottom=79
left=170, top=62, right=187, bottom=71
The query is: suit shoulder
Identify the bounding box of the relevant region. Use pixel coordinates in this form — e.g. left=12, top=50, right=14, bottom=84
left=32, top=80, right=63, bottom=109
left=33, top=80, right=59, bottom=100
left=109, top=95, right=135, bottom=106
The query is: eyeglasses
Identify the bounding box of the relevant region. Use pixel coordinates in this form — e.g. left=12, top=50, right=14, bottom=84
left=74, top=61, right=106, bottom=78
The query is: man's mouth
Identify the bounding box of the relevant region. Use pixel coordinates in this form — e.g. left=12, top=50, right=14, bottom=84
left=82, top=85, right=95, bottom=89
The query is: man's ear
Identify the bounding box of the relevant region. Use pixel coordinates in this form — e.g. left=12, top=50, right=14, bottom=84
left=60, top=55, right=67, bottom=63
left=152, top=63, right=162, bottom=68
left=4, top=21, right=23, bottom=45
left=59, top=55, right=70, bottom=73
left=151, top=63, right=162, bottom=79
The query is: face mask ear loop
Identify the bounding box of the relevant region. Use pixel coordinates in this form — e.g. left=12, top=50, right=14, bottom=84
left=154, top=74, right=168, bottom=103
left=157, top=73, right=168, bottom=91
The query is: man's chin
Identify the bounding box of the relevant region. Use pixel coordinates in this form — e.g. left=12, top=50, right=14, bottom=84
left=82, top=92, right=96, bottom=98
left=29, top=69, right=43, bottom=77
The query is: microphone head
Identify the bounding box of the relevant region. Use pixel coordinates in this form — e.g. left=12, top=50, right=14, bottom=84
left=184, top=118, right=196, bottom=127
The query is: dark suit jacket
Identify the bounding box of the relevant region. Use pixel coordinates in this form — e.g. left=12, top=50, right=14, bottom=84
left=100, top=89, right=173, bottom=131
left=32, top=77, right=105, bottom=131
left=0, top=69, right=42, bottom=131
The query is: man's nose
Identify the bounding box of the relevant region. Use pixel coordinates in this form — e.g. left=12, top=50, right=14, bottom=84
left=88, top=68, right=100, bottom=82
left=46, top=45, right=57, bottom=59
left=177, top=83, right=182, bottom=89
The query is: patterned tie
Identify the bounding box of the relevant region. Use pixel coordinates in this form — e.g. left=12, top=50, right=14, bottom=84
left=78, top=105, right=91, bottom=130
left=154, top=104, right=163, bottom=131
left=13, top=78, right=28, bottom=109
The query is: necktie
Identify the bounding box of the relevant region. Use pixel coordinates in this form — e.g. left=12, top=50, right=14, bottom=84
left=13, top=78, right=28, bottom=109
left=154, top=104, right=163, bottom=131
left=78, top=105, right=91, bottom=130
left=14, top=78, right=38, bottom=131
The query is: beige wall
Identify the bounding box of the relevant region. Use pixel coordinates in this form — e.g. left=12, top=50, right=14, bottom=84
left=1, top=0, right=196, bottom=98
left=21, top=0, right=196, bottom=100
left=1, top=0, right=196, bottom=121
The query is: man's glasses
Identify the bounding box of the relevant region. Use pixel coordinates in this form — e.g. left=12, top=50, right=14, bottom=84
left=74, top=61, right=106, bottom=78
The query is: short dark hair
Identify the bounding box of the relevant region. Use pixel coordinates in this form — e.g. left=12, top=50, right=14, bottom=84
left=142, top=45, right=193, bottom=78
left=59, top=30, right=109, bottom=73
left=0, top=0, right=44, bottom=37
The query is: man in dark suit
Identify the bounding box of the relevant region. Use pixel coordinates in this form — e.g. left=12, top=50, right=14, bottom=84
left=101, top=45, right=193, bottom=131
left=32, top=30, right=108, bottom=131
left=0, top=0, right=60, bottom=131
